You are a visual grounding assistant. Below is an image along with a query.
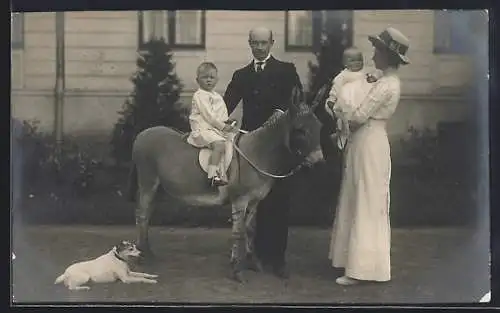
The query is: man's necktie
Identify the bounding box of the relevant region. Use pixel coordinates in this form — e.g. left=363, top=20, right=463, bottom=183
left=256, top=61, right=264, bottom=73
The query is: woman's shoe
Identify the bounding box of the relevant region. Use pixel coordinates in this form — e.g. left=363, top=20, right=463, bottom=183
left=335, top=276, right=360, bottom=286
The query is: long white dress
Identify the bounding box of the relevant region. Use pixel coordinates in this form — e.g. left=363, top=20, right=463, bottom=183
left=328, top=71, right=401, bottom=282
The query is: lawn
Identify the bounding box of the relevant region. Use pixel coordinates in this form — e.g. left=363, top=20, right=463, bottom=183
left=12, top=225, right=489, bottom=304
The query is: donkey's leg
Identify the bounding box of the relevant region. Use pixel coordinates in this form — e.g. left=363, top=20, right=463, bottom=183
left=135, top=171, right=160, bottom=259
left=230, top=198, right=249, bottom=282
left=245, top=199, right=264, bottom=272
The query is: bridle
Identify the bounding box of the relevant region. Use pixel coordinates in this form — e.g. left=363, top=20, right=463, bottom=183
left=230, top=83, right=329, bottom=180
left=232, top=142, right=303, bottom=179
left=231, top=109, right=305, bottom=179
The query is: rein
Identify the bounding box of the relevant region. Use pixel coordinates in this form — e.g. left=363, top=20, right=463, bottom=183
left=232, top=141, right=302, bottom=179
left=231, top=109, right=303, bottom=179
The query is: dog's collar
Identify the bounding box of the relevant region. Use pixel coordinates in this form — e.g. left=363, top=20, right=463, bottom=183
left=114, top=251, right=127, bottom=263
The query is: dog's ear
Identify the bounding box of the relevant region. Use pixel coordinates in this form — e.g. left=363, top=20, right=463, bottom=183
left=115, top=240, right=131, bottom=253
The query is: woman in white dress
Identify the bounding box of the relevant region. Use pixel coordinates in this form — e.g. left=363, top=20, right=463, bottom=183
left=328, top=27, right=411, bottom=286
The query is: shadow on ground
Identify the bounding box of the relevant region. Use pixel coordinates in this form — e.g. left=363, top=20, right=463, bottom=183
left=11, top=225, right=489, bottom=304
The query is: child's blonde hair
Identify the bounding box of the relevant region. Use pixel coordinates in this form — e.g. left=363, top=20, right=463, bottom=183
left=197, top=62, right=218, bottom=77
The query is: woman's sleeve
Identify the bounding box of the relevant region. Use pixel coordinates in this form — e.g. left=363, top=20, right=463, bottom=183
left=329, top=73, right=345, bottom=98
left=193, top=92, right=226, bottom=131
left=349, top=81, right=395, bottom=124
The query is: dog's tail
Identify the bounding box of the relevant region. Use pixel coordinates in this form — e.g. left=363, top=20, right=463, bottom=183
left=54, top=273, right=65, bottom=284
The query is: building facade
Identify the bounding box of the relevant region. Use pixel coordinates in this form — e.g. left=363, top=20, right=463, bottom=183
left=11, top=10, right=474, bottom=140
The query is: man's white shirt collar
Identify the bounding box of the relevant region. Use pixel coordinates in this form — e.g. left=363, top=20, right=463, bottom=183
left=253, top=54, right=272, bottom=71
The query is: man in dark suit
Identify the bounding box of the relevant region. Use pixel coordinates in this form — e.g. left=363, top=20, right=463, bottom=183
left=223, top=27, right=301, bottom=278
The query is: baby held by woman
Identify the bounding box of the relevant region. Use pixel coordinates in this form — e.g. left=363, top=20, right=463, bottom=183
left=326, top=47, right=383, bottom=150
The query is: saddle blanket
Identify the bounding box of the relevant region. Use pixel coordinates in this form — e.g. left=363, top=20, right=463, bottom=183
left=198, top=134, right=235, bottom=175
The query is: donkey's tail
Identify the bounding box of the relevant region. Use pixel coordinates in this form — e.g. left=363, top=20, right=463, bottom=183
left=127, top=164, right=138, bottom=202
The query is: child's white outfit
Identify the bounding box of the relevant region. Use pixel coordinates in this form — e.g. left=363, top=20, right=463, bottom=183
left=187, top=88, right=232, bottom=180
left=326, top=69, right=376, bottom=150
left=187, top=88, right=230, bottom=148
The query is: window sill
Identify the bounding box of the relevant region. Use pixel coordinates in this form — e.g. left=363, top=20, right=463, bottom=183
left=138, top=44, right=206, bottom=52
left=285, top=46, right=313, bottom=53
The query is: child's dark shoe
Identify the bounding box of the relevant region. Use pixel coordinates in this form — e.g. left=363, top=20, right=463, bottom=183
left=211, top=176, right=228, bottom=187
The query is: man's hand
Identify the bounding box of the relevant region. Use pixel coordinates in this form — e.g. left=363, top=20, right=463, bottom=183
left=225, top=119, right=237, bottom=126
left=222, top=124, right=239, bottom=133
left=223, top=119, right=238, bottom=132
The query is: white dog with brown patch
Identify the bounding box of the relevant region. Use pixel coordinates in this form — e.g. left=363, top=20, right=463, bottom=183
left=54, top=241, right=158, bottom=290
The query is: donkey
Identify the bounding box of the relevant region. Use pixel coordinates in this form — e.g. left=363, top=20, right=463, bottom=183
left=128, top=85, right=329, bottom=282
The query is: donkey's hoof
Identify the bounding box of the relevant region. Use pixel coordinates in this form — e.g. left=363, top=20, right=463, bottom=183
left=247, top=257, right=264, bottom=273
left=231, top=270, right=247, bottom=283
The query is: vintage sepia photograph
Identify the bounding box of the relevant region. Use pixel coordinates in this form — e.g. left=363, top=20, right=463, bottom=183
left=11, top=9, right=490, bottom=304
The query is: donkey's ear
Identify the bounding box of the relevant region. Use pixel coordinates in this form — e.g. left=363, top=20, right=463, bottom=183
left=289, top=86, right=300, bottom=117
left=290, top=85, right=306, bottom=118
left=311, top=83, right=330, bottom=110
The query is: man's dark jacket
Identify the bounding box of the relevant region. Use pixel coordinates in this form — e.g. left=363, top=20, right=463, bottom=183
left=224, top=56, right=301, bottom=131
left=223, top=55, right=301, bottom=268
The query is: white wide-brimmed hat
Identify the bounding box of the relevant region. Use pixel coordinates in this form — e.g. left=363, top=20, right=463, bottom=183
left=368, top=27, right=410, bottom=65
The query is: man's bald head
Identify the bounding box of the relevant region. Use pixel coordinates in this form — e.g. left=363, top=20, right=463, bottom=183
left=249, top=27, right=273, bottom=42
left=248, top=27, right=274, bottom=61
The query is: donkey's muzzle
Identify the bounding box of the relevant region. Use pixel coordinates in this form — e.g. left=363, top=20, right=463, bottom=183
left=305, top=149, right=325, bottom=167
